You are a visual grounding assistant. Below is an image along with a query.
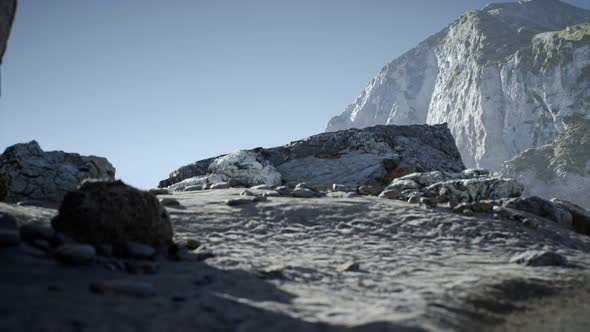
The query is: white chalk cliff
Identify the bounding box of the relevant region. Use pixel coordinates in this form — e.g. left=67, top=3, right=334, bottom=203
left=326, top=0, right=590, bottom=170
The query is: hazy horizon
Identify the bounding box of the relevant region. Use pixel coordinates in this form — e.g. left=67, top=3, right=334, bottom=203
left=2, top=0, right=589, bottom=189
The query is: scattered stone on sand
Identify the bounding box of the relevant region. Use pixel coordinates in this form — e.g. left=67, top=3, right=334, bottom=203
left=55, top=244, right=96, bottom=264
left=504, top=196, right=573, bottom=227
left=291, top=188, right=317, bottom=198
left=51, top=180, right=174, bottom=255
left=0, top=141, right=115, bottom=203
left=184, top=239, right=201, bottom=250
left=125, top=260, right=160, bottom=274
left=262, top=191, right=280, bottom=197
left=326, top=191, right=358, bottom=199
left=509, top=250, right=568, bottom=267
left=358, top=185, right=384, bottom=196
left=148, top=188, right=169, bottom=195
left=336, top=261, right=360, bottom=272
left=332, top=184, right=357, bottom=193
left=274, top=186, right=291, bottom=196
left=256, top=265, right=286, bottom=280
left=126, top=241, right=156, bottom=259
left=240, top=190, right=255, bottom=196
left=89, top=280, right=156, bottom=297
left=250, top=184, right=273, bottom=190
left=160, top=197, right=181, bottom=207
left=183, top=185, right=203, bottom=191
left=226, top=196, right=267, bottom=206
left=210, top=182, right=230, bottom=190
left=551, top=198, right=590, bottom=235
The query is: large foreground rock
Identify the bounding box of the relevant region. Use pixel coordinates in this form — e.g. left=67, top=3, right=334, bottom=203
left=0, top=141, right=116, bottom=203
left=0, top=0, right=16, bottom=64
left=52, top=180, right=173, bottom=254
left=160, top=124, right=465, bottom=189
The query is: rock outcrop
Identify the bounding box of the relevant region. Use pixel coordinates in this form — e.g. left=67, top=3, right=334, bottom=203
left=0, top=141, right=116, bottom=203
left=160, top=123, right=465, bottom=190
left=501, top=117, right=590, bottom=208
left=326, top=0, right=590, bottom=172
left=52, top=180, right=174, bottom=254
left=0, top=0, right=16, bottom=64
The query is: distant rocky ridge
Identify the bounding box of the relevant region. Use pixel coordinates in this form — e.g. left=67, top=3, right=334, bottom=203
left=159, top=123, right=465, bottom=189
left=326, top=0, right=590, bottom=173
left=0, top=0, right=16, bottom=64
left=0, top=141, right=115, bottom=204
left=501, top=117, right=590, bottom=208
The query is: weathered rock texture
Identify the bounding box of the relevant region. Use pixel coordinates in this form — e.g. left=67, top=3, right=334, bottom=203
left=0, top=141, right=116, bottom=203
left=52, top=180, right=173, bottom=254
left=0, top=0, right=16, bottom=64
left=501, top=117, right=590, bottom=208
left=326, top=0, right=590, bottom=172
left=160, top=124, right=465, bottom=189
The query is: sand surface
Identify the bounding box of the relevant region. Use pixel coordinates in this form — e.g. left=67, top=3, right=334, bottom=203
left=1, top=189, right=590, bottom=331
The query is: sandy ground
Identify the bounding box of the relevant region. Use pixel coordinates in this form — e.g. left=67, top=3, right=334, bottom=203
left=1, top=188, right=590, bottom=331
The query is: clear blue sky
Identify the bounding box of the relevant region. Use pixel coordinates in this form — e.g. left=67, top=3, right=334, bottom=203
left=1, top=0, right=589, bottom=188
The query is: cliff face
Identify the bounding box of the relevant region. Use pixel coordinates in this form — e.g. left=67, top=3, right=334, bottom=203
left=326, top=0, right=590, bottom=171
left=0, top=0, right=16, bottom=64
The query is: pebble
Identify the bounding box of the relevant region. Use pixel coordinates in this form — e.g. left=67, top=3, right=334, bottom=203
left=509, top=250, right=568, bottom=267
left=336, top=261, right=360, bottom=272
left=89, top=280, right=156, bottom=297
left=148, top=188, right=169, bottom=195
left=55, top=244, right=96, bottom=264
left=462, top=209, right=474, bottom=216
left=184, top=185, right=203, bottom=191
left=262, top=191, right=280, bottom=197
left=378, top=189, right=402, bottom=199
left=160, top=197, right=181, bottom=207
left=240, top=190, right=255, bottom=196
left=210, top=182, right=230, bottom=190
left=358, top=185, right=383, bottom=196
left=226, top=196, right=267, bottom=206
left=185, top=239, right=201, bottom=250
left=125, top=260, right=160, bottom=274
left=291, top=188, right=317, bottom=198
left=126, top=241, right=156, bottom=259
left=256, top=265, right=286, bottom=279
left=332, top=184, right=356, bottom=193
left=250, top=184, right=272, bottom=190
left=274, top=186, right=291, bottom=196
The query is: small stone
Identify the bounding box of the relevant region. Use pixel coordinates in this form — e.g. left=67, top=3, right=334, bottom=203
left=291, top=188, right=317, bottom=198
left=185, top=239, right=201, bottom=250
left=55, top=244, right=96, bottom=264
left=274, top=186, right=291, bottom=196
left=522, top=218, right=538, bottom=229
left=419, top=197, right=437, bottom=208
left=226, top=198, right=256, bottom=206
left=336, top=261, right=360, bottom=272
left=256, top=265, right=285, bottom=279
left=0, top=230, right=21, bottom=247
left=20, top=223, right=55, bottom=242
left=184, top=185, right=203, bottom=192
left=89, top=280, right=156, bottom=297
left=509, top=250, right=567, bottom=267
left=149, top=188, right=169, bottom=195
left=250, top=184, right=272, bottom=190
left=262, top=191, right=280, bottom=197
left=407, top=195, right=421, bottom=204
left=210, top=182, right=230, bottom=190
left=203, top=183, right=212, bottom=190
left=358, top=185, right=383, bottom=196
left=326, top=191, right=358, bottom=198
left=240, top=190, right=255, bottom=196
left=160, top=197, right=181, bottom=207
left=126, top=241, right=156, bottom=259
left=471, top=201, right=495, bottom=213
left=462, top=209, right=474, bottom=216
left=492, top=205, right=511, bottom=219
left=378, top=189, right=402, bottom=200
left=228, top=178, right=246, bottom=188
left=125, top=260, right=160, bottom=274
left=332, top=184, right=356, bottom=192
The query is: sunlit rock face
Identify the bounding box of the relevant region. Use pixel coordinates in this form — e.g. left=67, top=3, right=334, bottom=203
left=0, top=0, right=17, bottom=64
left=326, top=0, right=590, bottom=171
